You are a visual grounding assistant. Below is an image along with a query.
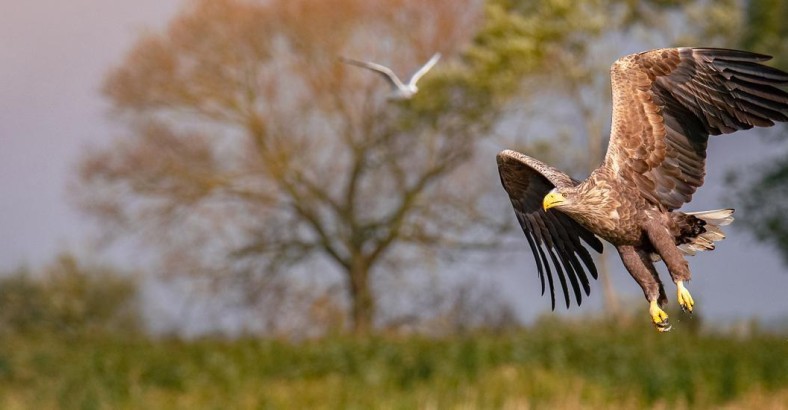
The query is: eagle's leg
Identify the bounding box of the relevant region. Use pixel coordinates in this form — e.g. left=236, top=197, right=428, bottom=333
left=644, top=222, right=695, bottom=313
left=616, top=245, right=670, bottom=332
left=676, top=281, right=694, bottom=313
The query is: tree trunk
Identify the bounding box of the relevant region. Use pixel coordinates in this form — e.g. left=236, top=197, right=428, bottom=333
left=596, top=246, right=620, bottom=317
left=347, top=258, right=374, bottom=335
left=582, top=102, right=620, bottom=317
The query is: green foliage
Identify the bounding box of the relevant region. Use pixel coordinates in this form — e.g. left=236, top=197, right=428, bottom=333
left=742, top=0, right=788, bottom=68
left=730, top=150, right=788, bottom=264
left=0, top=318, right=786, bottom=409
left=466, top=0, right=610, bottom=101
left=730, top=0, right=788, bottom=263
left=0, top=253, right=141, bottom=338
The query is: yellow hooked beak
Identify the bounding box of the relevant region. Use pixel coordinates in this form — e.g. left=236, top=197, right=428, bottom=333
left=543, top=191, right=566, bottom=211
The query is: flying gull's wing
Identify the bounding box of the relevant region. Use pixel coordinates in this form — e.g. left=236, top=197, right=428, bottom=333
left=407, top=53, right=441, bottom=87
left=340, top=57, right=407, bottom=91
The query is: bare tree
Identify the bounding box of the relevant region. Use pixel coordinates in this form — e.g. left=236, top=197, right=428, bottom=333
left=76, top=0, right=510, bottom=334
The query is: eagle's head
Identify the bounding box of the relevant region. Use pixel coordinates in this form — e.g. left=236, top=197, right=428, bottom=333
left=543, top=187, right=573, bottom=211
left=543, top=184, right=618, bottom=230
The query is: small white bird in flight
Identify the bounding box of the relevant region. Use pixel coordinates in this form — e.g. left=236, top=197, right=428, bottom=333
left=341, top=53, right=441, bottom=100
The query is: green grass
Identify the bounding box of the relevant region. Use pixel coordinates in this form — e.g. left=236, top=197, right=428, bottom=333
left=1, top=317, right=786, bottom=409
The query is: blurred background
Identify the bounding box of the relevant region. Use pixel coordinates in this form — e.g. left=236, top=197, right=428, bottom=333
left=1, top=0, right=787, bottom=408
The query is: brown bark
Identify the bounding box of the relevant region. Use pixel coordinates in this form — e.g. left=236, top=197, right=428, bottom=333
left=597, top=245, right=621, bottom=316
left=347, top=258, right=374, bottom=334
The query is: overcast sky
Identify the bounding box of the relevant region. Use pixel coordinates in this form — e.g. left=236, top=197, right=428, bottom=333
left=1, top=0, right=786, bottom=330
left=1, top=0, right=181, bottom=267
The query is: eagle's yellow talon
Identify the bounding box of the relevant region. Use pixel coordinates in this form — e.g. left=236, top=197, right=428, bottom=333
left=649, top=300, right=671, bottom=332
left=677, top=281, right=694, bottom=313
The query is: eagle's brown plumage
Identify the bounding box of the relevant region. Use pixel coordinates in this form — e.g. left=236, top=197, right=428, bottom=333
left=498, top=47, right=788, bottom=330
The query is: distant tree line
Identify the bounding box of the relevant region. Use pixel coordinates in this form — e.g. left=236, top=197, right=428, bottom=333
left=0, top=253, right=141, bottom=337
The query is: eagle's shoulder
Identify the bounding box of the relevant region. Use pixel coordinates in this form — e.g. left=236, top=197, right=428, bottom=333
left=610, top=48, right=683, bottom=78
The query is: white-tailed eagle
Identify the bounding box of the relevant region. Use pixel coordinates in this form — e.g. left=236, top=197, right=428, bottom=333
left=498, top=48, right=788, bottom=331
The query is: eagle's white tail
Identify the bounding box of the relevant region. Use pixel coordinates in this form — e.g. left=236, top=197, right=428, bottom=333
left=678, top=209, right=735, bottom=256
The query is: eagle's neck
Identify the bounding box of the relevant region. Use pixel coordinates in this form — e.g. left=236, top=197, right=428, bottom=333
left=561, top=176, right=622, bottom=231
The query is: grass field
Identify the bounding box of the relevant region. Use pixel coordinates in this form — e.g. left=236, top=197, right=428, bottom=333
left=0, top=316, right=786, bottom=409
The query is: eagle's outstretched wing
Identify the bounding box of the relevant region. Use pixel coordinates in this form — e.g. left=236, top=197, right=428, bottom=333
left=497, top=150, right=604, bottom=309
left=605, top=47, right=788, bottom=210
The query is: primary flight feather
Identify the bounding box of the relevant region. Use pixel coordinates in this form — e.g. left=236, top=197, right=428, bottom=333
left=498, top=47, right=788, bottom=331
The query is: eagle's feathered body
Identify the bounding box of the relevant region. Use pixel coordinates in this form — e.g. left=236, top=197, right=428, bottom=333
left=498, top=47, right=788, bottom=331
